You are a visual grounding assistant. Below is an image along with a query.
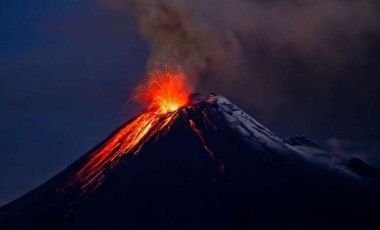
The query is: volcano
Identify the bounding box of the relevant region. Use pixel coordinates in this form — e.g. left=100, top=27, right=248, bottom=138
left=1, top=93, right=379, bottom=230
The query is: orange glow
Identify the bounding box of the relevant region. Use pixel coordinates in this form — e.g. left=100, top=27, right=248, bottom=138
left=189, top=119, right=214, bottom=158
left=74, top=110, right=182, bottom=192
left=134, top=69, right=193, bottom=114
left=70, top=68, right=193, bottom=192
left=67, top=68, right=216, bottom=195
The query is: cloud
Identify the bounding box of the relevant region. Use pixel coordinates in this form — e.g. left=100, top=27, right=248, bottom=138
left=326, top=137, right=380, bottom=167
left=103, top=0, right=380, bottom=139
left=105, top=0, right=379, bottom=84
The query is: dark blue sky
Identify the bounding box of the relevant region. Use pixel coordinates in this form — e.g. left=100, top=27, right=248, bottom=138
left=0, top=0, right=148, bottom=205
left=1, top=0, right=380, bottom=206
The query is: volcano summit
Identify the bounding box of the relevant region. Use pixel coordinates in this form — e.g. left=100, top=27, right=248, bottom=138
left=1, top=93, right=379, bottom=230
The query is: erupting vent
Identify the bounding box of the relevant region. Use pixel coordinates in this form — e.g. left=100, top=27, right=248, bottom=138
left=67, top=69, right=215, bottom=194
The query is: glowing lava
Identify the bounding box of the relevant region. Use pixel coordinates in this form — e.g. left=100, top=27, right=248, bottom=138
left=66, top=67, right=218, bottom=197
left=134, top=69, right=192, bottom=114
left=69, top=68, right=211, bottom=193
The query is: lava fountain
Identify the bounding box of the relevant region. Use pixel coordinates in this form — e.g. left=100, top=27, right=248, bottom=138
left=68, top=68, right=214, bottom=194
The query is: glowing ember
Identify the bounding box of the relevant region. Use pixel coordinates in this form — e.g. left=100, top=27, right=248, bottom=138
left=67, top=68, right=215, bottom=195
left=189, top=119, right=214, bottom=157
left=74, top=110, right=182, bottom=192
left=68, top=69, right=192, bottom=192
left=134, top=69, right=193, bottom=114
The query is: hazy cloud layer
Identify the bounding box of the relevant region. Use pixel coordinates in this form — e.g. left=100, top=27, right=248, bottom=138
left=326, top=137, right=380, bottom=167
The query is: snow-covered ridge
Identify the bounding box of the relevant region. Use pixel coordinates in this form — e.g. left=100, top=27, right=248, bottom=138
left=214, top=96, right=288, bottom=152
left=207, top=95, right=360, bottom=178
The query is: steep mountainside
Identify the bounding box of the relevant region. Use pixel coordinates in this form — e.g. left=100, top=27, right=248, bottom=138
left=1, top=94, right=379, bottom=230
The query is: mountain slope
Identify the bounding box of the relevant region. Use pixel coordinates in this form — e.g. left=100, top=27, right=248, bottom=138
left=1, top=94, right=379, bottom=230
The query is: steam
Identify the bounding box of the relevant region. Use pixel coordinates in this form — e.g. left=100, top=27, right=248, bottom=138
left=126, top=0, right=243, bottom=88
left=105, top=0, right=380, bottom=131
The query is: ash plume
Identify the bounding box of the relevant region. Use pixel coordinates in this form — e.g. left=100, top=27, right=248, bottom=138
left=105, top=0, right=380, bottom=136
left=113, top=0, right=243, bottom=88
left=108, top=1, right=378, bottom=86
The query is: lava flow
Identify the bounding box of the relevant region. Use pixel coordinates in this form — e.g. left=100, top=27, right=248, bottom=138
left=68, top=68, right=214, bottom=193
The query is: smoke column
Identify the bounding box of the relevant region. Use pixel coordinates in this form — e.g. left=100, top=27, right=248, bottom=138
left=104, top=0, right=380, bottom=138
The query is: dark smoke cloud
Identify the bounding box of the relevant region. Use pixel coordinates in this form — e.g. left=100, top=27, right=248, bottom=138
left=103, top=0, right=242, bottom=87
left=105, top=0, right=380, bottom=140
left=106, top=0, right=379, bottom=86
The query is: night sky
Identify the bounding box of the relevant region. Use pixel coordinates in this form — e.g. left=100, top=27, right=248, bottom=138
left=1, top=0, right=380, bottom=206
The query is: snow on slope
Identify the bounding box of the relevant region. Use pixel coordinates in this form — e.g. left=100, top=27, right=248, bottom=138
left=207, top=94, right=359, bottom=178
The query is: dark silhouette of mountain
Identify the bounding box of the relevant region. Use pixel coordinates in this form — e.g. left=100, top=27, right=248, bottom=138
left=1, top=94, right=379, bottom=230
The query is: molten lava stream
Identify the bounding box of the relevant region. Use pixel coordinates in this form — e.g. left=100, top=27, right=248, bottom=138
left=67, top=68, right=218, bottom=196
left=70, top=69, right=193, bottom=193
left=76, top=110, right=181, bottom=192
